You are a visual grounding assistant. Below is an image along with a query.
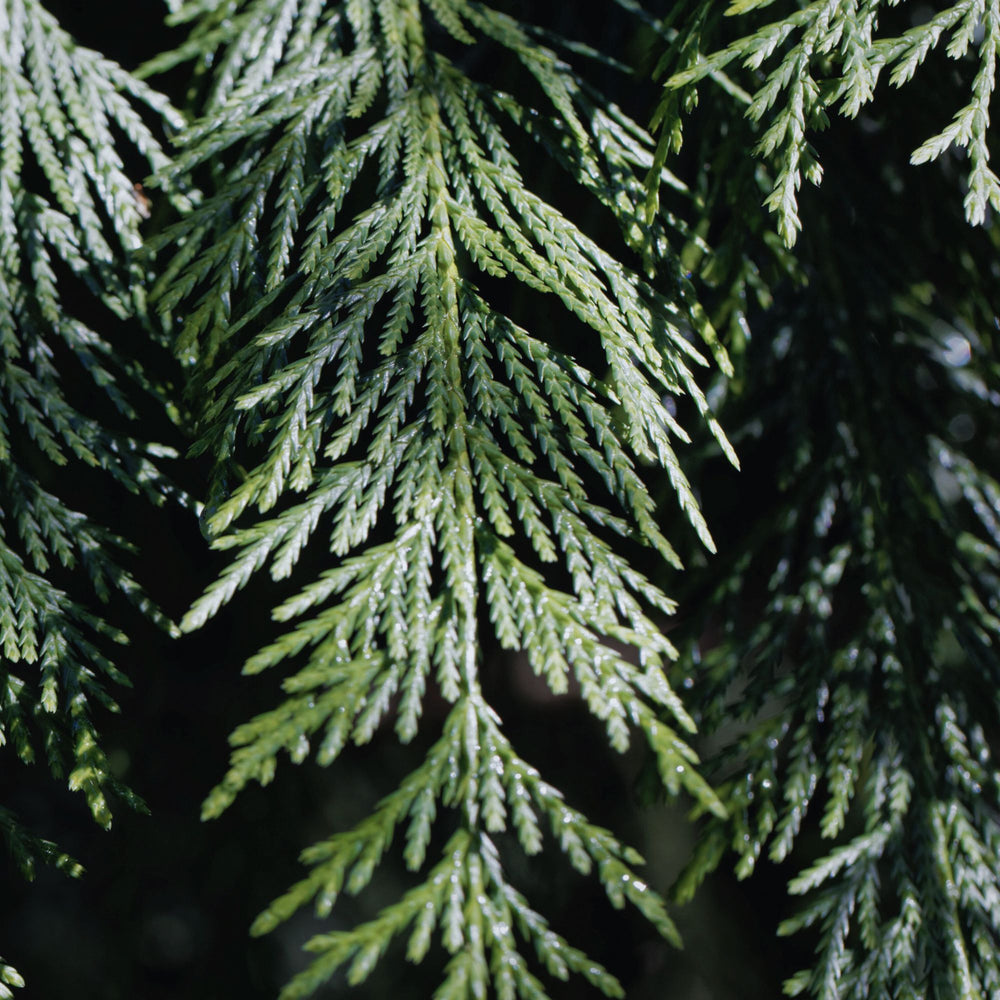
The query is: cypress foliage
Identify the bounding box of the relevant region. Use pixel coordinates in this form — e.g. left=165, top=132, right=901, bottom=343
left=646, top=4, right=1000, bottom=996
left=144, top=2, right=732, bottom=996
left=2, top=1, right=999, bottom=998
left=0, top=0, right=184, bottom=948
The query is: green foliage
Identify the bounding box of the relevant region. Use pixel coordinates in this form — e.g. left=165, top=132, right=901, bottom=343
left=3, top=1, right=1000, bottom=999
left=0, top=957, right=24, bottom=1000
left=657, top=0, right=1000, bottom=243
left=649, top=6, right=1000, bottom=993
left=0, top=0, right=184, bottom=983
left=147, top=1, right=733, bottom=996
left=673, top=286, right=1000, bottom=997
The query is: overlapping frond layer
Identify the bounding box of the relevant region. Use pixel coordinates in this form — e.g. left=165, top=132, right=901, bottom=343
left=0, top=0, right=182, bottom=916
left=154, top=1, right=733, bottom=995
left=654, top=0, right=1000, bottom=244
left=671, top=183, right=1000, bottom=998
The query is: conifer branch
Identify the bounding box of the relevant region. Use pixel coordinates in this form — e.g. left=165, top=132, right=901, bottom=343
left=655, top=0, right=1000, bottom=243
left=156, top=1, right=733, bottom=995
left=668, top=190, right=1000, bottom=997
left=0, top=0, right=185, bottom=983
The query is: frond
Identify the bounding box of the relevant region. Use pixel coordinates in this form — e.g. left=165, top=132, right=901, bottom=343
left=654, top=0, right=1000, bottom=244
left=0, top=0, right=184, bottom=956
left=154, top=1, right=733, bottom=996
left=668, top=161, right=1000, bottom=998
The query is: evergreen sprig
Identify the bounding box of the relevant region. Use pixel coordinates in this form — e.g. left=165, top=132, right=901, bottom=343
left=656, top=0, right=1000, bottom=244
left=668, top=163, right=1000, bottom=997
left=0, top=0, right=184, bottom=963
left=150, top=1, right=734, bottom=996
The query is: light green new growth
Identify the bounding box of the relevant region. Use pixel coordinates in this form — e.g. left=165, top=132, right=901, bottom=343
left=151, top=1, right=732, bottom=996
left=0, top=0, right=183, bottom=974
left=657, top=0, right=1000, bottom=244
